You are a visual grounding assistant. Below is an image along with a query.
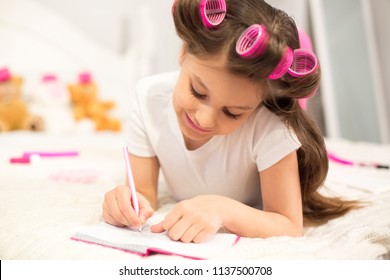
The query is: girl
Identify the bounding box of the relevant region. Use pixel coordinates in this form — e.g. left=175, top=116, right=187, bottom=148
left=102, top=0, right=358, bottom=243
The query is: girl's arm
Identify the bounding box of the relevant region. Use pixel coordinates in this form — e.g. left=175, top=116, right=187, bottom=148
left=224, top=150, right=303, bottom=237
left=102, top=154, right=160, bottom=228
left=151, top=151, right=303, bottom=242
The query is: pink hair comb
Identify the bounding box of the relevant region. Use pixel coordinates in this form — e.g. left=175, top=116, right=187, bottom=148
left=199, top=0, right=227, bottom=28
left=236, top=24, right=318, bottom=80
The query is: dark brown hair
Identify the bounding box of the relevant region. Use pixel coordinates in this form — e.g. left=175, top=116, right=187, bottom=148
left=173, top=0, right=359, bottom=225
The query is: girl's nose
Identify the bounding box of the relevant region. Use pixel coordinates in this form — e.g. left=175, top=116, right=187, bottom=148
left=195, top=105, right=217, bottom=130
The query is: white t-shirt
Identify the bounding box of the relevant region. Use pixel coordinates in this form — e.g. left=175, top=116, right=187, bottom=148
left=126, top=72, right=301, bottom=209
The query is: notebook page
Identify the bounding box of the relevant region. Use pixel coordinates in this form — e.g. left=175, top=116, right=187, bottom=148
left=72, top=222, right=238, bottom=259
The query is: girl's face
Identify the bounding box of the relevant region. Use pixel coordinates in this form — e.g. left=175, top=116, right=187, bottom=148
left=173, top=48, right=263, bottom=149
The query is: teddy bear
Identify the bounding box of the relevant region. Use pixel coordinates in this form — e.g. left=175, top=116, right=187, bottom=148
left=67, top=72, right=121, bottom=131
left=0, top=67, right=45, bottom=132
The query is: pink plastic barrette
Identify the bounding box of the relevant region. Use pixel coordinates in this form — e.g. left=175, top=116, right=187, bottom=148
left=199, top=0, right=227, bottom=28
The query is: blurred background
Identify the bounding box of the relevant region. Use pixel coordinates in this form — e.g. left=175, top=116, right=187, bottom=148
left=1, top=0, right=389, bottom=143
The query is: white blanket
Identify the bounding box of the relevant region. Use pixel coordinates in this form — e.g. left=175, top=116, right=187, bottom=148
left=1, top=133, right=389, bottom=260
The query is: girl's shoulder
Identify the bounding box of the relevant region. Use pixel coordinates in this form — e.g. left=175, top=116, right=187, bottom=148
left=245, top=105, right=284, bottom=132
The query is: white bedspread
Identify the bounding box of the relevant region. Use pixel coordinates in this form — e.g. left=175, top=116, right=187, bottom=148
left=1, top=133, right=389, bottom=260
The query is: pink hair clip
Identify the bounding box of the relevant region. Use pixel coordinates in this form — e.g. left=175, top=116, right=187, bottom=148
left=199, top=0, right=227, bottom=28
left=236, top=24, right=318, bottom=80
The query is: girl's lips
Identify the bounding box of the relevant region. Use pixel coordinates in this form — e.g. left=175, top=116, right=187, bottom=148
left=185, top=113, right=211, bottom=133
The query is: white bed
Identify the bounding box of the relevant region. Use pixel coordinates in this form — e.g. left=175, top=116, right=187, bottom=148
left=1, top=0, right=390, bottom=260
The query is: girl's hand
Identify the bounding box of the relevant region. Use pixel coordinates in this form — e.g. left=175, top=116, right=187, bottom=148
left=102, top=185, right=154, bottom=229
left=150, top=195, right=228, bottom=243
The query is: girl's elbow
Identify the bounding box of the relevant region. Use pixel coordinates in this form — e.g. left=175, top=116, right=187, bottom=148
left=289, top=223, right=304, bottom=237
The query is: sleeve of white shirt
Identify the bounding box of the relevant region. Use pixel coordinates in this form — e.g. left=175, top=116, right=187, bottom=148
left=125, top=81, right=156, bottom=157
left=250, top=107, right=301, bottom=172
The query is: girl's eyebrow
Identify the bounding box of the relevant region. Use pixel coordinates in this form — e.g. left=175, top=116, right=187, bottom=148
left=226, top=105, right=255, bottom=111
left=193, top=74, right=209, bottom=91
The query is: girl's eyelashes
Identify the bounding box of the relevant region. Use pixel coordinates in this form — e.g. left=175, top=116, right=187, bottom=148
left=190, top=84, right=241, bottom=120
left=190, top=85, right=206, bottom=99
left=223, top=108, right=241, bottom=120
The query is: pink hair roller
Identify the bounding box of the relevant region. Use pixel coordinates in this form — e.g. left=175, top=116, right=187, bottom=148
left=268, top=47, right=294, bottom=80
left=171, top=0, right=177, bottom=14
left=236, top=24, right=269, bottom=58
left=199, top=0, right=227, bottom=28
left=288, top=49, right=318, bottom=78
left=296, top=28, right=318, bottom=109
left=298, top=28, right=314, bottom=51
left=236, top=24, right=318, bottom=80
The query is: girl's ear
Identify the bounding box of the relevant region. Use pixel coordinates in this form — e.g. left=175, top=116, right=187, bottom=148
left=178, top=43, right=187, bottom=66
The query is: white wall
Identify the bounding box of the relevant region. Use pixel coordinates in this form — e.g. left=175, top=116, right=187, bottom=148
left=34, top=0, right=181, bottom=77
left=34, top=0, right=310, bottom=77
left=371, top=0, right=390, bottom=130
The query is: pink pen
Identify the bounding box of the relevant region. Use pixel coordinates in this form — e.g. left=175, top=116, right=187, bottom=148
left=123, top=145, right=140, bottom=217
left=327, top=151, right=389, bottom=170
left=22, top=151, right=79, bottom=158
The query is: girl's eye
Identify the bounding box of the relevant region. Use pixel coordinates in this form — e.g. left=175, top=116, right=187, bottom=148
left=190, top=84, right=241, bottom=120
left=190, top=85, right=206, bottom=100
left=223, top=108, right=241, bottom=120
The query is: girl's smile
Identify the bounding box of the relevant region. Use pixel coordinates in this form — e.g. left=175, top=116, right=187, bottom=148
left=185, top=113, right=212, bottom=134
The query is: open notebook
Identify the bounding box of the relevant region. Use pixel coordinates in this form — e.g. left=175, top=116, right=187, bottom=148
left=72, top=222, right=240, bottom=260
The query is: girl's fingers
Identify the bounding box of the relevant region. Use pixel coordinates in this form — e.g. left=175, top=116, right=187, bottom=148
left=150, top=221, right=165, bottom=233
left=179, top=223, right=203, bottom=243
left=138, top=195, right=154, bottom=223
left=192, top=228, right=214, bottom=244
left=103, top=189, right=128, bottom=226
left=150, top=209, right=181, bottom=233
left=116, top=185, right=141, bottom=227
left=103, top=185, right=140, bottom=227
